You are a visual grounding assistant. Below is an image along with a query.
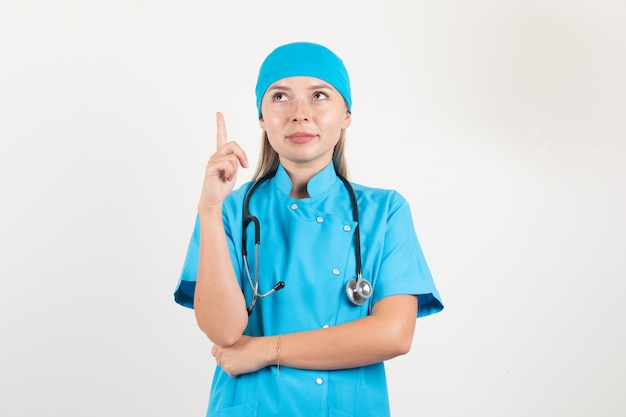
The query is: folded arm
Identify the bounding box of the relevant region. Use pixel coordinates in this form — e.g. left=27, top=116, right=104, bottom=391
left=211, top=294, right=418, bottom=377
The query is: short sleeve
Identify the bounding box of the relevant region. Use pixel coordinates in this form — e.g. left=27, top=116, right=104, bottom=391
left=173, top=184, right=249, bottom=310
left=173, top=214, right=201, bottom=309
left=371, top=192, right=444, bottom=318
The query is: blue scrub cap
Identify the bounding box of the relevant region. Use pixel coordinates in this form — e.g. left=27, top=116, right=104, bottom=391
left=255, top=42, right=352, bottom=118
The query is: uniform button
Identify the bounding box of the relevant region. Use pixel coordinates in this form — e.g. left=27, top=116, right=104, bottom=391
left=332, top=268, right=340, bottom=276
left=290, top=203, right=298, bottom=210
left=315, top=378, right=324, bottom=385
left=343, top=225, right=351, bottom=232
left=316, top=216, right=324, bottom=223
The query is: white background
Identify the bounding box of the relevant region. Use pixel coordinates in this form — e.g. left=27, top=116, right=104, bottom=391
left=1, top=1, right=625, bottom=416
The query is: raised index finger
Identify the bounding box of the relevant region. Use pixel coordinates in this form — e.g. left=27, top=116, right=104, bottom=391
left=216, top=111, right=227, bottom=150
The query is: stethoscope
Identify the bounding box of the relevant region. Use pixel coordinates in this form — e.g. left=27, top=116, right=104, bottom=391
left=242, top=170, right=373, bottom=315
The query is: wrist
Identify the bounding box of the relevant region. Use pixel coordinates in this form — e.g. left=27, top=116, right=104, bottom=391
left=197, top=203, right=223, bottom=219
left=265, top=336, right=282, bottom=370
left=276, top=336, right=282, bottom=375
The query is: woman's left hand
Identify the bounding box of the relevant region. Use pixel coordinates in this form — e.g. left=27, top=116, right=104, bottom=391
left=211, top=336, right=274, bottom=377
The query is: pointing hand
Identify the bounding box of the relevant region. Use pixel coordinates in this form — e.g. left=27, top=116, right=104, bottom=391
left=198, top=112, right=249, bottom=210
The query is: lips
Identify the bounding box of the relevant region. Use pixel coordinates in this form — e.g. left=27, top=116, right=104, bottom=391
left=286, top=132, right=317, bottom=144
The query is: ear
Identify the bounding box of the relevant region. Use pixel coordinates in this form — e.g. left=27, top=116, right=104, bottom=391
left=259, top=116, right=265, bottom=130
left=342, top=110, right=351, bottom=129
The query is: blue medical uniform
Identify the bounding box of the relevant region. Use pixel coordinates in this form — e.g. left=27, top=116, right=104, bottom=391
left=175, top=162, right=443, bottom=417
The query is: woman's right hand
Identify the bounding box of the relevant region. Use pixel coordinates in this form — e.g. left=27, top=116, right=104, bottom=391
left=198, top=112, right=249, bottom=211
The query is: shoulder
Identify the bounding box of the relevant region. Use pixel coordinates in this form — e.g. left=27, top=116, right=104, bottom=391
left=224, top=180, right=256, bottom=205
left=230, top=180, right=255, bottom=200
left=348, top=181, right=415, bottom=230
left=350, top=181, right=409, bottom=209
left=220, top=180, right=256, bottom=223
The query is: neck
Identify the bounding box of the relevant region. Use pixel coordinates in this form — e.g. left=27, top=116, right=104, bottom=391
left=280, top=158, right=330, bottom=199
left=286, top=171, right=312, bottom=199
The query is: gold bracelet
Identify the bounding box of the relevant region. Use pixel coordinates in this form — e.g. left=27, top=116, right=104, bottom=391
left=276, top=337, right=282, bottom=376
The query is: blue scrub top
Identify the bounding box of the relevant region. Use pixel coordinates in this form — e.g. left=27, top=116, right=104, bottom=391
left=175, top=162, right=444, bottom=417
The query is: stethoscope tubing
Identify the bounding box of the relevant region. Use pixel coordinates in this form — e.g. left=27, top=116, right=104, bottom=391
left=242, top=170, right=370, bottom=314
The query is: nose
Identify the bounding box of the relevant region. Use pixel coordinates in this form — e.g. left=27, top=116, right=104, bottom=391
left=291, top=98, right=311, bottom=122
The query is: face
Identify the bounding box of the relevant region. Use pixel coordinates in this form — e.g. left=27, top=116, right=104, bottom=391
left=259, top=76, right=351, bottom=172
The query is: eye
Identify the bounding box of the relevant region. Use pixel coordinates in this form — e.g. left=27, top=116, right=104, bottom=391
left=312, top=91, right=328, bottom=100
left=273, top=92, right=288, bottom=101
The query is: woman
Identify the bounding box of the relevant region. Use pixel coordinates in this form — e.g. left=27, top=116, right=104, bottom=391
left=175, top=41, right=444, bottom=417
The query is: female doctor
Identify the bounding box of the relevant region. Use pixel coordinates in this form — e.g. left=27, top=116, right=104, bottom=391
left=174, top=42, right=444, bottom=417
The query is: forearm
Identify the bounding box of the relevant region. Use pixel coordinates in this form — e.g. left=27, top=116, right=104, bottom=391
left=194, top=207, right=248, bottom=346
left=263, top=295, right=418, bottom=371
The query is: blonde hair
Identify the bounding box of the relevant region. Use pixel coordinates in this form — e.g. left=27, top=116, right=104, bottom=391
left=252, top=129, right=349, bottom=180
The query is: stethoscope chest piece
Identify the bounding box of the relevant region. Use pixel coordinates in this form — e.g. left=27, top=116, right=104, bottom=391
left=346, top=277, right=373, bottom=306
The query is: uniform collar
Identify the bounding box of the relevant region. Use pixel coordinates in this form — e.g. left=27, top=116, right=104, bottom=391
left=274, top=162, right=338, bottom=198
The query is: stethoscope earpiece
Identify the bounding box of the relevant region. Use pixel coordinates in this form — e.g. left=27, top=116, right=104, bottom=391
left=346, top=277, right=373, bottom=306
